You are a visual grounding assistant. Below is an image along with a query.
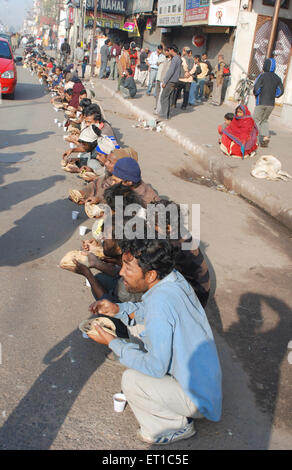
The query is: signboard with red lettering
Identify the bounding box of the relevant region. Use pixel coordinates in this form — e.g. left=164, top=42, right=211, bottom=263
left=184, top=0, right=209, bottom=25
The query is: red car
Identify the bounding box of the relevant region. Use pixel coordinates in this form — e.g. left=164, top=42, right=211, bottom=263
left=0, top=37, right=17, bottom=99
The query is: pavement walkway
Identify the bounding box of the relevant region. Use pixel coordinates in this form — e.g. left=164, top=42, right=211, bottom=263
left=91, top=77, right=292, bottom=232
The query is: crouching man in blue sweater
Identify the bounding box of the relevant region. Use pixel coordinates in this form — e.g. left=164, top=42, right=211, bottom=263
left=88, top=238, right=222, bottom=445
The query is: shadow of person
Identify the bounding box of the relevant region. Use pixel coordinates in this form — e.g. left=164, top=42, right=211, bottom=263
left=224, top=293, right=292, bottom=421
left=0, top=130, right=54, bottom=148
left=0, top=175, right=65, bottom=212
left=0, top=198, right=88, bottom=267
left=0, top=329, right=107, bottom=450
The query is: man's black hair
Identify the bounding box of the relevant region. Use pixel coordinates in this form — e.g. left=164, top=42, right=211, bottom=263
left=224, top=112, right=234, bottom=121
left=119, top=238, right=176, bottom=280
left=65, top=88, right=73, bottom=96
left=80, top=89, right=87, bottom=95
left=194, top=54, right=201, bottom=60
left=84, top=104, right=103, bottom=122
left=103, top=182, right=144, bottom=213
left=124, top=43, right=130, bottom=50
left=126, top=68, right=133, bottom=76
left=169, top=45, right=179, bottom=54
left=157, top=44, right=163, bottom=50
left=80, top=97, right=91, bottom=110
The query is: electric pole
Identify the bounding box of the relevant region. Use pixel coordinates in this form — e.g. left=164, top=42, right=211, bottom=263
left=90, top=0, right=98, bottom=77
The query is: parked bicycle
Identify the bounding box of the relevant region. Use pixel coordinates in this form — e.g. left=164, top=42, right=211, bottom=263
left=234, top=73, right=256, bottom=105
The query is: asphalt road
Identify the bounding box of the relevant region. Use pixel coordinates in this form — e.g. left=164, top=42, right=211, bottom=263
left=0, top=63, right=291, bottom=450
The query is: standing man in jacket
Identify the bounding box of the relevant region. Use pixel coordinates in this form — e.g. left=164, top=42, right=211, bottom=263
left=99, top=39, right=111, bottom=79
left=117, top=44, right=131, bottom=91
left=159, top=45, right=182, bottom=120
left=211, top=55, right=225, bottom=106
left=253, top=58, right=284, bottom=147
left=109, top=40, right=121, bottom=80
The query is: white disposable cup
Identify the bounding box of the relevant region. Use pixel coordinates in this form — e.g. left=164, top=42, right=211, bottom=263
left=63, top=127, right=67, bottom=132
left=79, top=225, right=87, bottom=236
left=58, top=122, right=62, bottom=127
left=85, top=278, right=91, bottom=287
left=76, top=111, right=81, bottom=118
left=113, top=393, right=127, bottom=413
left=70, top=143, right=75, bottom=149
left=72, top=211, right=79, bottom=220
left=54, top=118, right=58, bottom=124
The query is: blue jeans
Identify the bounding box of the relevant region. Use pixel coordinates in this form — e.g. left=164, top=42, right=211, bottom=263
left=147, top=68, right=158, bottom=95
left=188, top=81, right=198, bottom=105
left=196, top=79, right=205, bottom=101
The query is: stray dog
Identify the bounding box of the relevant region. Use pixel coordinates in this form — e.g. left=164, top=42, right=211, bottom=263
left=251, top=155, right=292, bottom=181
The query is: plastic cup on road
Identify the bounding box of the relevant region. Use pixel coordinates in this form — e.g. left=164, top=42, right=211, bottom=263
left=58, top=122, right=62, bottom=128
left=54, top=118, right=58, bottom=124
left=72, top=211, right=79, bottom=220
left=79, top=225, right=87, bottom=236
left=113, top=393, right=127, bottom=413
left=85, top=278, right=91, bottom=287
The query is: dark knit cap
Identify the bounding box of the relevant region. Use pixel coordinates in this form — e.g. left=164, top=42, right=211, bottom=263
left=113, top=157, right=141, bottom=183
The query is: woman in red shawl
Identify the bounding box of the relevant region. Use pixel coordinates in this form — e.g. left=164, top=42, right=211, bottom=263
left=220, top=104, right=258, bottom=159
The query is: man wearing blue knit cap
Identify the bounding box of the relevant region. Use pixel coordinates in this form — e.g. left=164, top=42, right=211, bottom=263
left=110, top=158, right=160, bottom=205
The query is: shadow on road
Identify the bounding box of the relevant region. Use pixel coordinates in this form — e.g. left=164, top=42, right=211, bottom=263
left=0, top=198, right=88, bottom=267
left=0, top=175, right=65, bottom=212
left=0, top=329, right=107, bottom=450
left=0, top=129, right=54, bottom=148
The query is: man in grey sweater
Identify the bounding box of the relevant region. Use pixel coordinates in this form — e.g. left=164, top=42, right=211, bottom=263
left=159, top=46, right=182, bottom=120
left=99, top=39, right=111, bottom=79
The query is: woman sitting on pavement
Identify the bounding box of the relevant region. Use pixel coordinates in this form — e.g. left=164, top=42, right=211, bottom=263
left=220, top=104, right=258, bottom=159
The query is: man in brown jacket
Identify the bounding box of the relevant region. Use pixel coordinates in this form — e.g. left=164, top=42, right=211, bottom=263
left=211, top=55, right=226, bottom=106
left=117, top=44, right=131, bottom=91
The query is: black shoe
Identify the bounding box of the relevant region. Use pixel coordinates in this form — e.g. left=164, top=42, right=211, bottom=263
left=181, top=105, right=187, bottom=110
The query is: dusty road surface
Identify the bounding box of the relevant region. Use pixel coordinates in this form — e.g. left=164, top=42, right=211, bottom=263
left=0, top=64, right=291, bottom=450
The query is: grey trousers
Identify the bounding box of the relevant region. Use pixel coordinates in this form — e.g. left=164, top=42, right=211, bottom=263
left=211, top=81, right=223, bottom=105
left=121, top=369, right=203, bottom=439
left=109, top=57, right=118, bottom=80
left=159, top=82, right=176, bottom=119
left=253, top=105, right=274, bottom=138
left=99, top=59, right=108, bottom=79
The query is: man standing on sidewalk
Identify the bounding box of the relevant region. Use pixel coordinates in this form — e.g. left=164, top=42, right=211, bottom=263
left=146, top=45, right=164, bottom=96
left=99, top=39, right=111, bottom=79
left=253, top=58, right=284, bottom=148
left=109, top=40, right=121, bottom=80
left=117, top=44, right=131, bottom=91
left=159, top=45, right=182, bottom=120
left=211, top=55, right=225, bottom=106
left=74, top=42, right=84, bottom=76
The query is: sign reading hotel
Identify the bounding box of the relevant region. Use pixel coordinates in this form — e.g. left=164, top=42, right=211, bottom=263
left=184, top=0, right=210, bottom=25
left=157, top=0, right=184, bottom=27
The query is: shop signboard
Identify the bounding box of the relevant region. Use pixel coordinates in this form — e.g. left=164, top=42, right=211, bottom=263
left=157, top=0, right=184, bottom=27
left=85, top=12, right=124, bottom=29
left=208, top=0, right=240, bottom=27
left=184, top=0, right=210, bottom=25
left=126, top=0, right=154, bottom=14
left=86, top=0, right=127, bottom=15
